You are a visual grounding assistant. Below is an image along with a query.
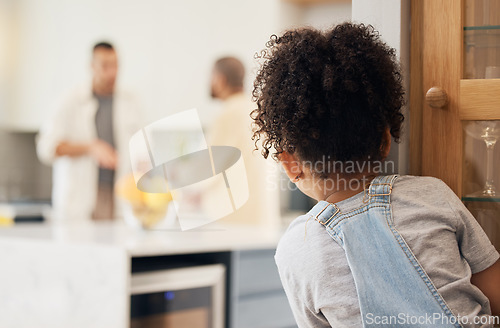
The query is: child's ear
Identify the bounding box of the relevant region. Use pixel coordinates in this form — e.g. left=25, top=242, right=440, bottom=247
left=380, top=128, right=392, bottom=160
left=279, top=151, right=303, bottom=182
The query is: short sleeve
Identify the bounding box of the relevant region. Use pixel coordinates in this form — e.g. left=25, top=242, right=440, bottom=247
left=442, top=181, right=500, bottom=273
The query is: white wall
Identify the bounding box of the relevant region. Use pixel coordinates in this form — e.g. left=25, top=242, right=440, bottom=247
left=352, top=0, right=408, bottom=56
left=3, top=0, right=284, bottom=130
left=278, top=0, right=351, bottom=30
left=302, top=1, right=352, bottom=29
left=3, top=0, right=357, bottom=132
left=275, top=1, right=353, bottom=213
left=0, top=0, right=18, bottom=125
left=352, top=0, right=410, bottom=174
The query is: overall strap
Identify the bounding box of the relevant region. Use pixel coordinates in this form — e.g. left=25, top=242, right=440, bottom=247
left=365, top=174, right=397, bottom=205
left=312, top=201, right=340, bottom=228
left=313, top=175, right=397, bottom=229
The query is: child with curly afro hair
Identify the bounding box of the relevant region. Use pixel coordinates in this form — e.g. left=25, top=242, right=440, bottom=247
left=252, top=23, right=500, bottom=327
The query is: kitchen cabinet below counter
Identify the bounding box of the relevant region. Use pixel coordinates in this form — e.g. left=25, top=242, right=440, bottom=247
left=0, top=221, right=297, bottom=328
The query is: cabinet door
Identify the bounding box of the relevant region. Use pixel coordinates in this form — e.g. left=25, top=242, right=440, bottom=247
left=410, top=0, right=464, bottom=195
left=411, top=0, right=500, bottom=250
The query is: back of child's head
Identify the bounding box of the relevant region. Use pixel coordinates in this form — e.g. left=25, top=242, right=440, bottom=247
left=251, top=23, right=405, bottom=172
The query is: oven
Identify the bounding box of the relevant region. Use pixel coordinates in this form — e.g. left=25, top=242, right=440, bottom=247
left=130, top=264, right=225, bottom=328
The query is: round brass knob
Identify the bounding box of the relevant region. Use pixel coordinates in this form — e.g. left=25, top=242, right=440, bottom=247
left=425, top=87, right=448, bottom=109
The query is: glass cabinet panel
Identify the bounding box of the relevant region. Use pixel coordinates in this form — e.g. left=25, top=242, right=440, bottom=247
left=462, top=1, right=500, bottom=250
left=462, top=121, right=500, bottom=250
left=464, top=0, right=500, bottom=79
left=462, top=121, right=500, bottom=200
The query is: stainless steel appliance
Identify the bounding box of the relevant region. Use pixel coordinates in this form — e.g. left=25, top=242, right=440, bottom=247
left=130, top=264, right=225, bottom=328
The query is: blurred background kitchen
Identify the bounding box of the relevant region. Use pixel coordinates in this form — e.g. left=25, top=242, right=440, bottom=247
left=0, top=0, right=355, bottom=220
left=2, top=0, right=500, bottom=327
left=0, top=0, right=412, bottom=327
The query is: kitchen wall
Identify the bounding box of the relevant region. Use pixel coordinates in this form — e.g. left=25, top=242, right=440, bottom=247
left=352, top=0, right=410, bottom=175
left=2, top=0, right=285, bottom=130
left=0, top=129, right=51, bottom=202
left=0, top=0, right=16, bottom=125
left=277, top=0, right=354, bottom=215
left=1, top=0, right=354, bottom=130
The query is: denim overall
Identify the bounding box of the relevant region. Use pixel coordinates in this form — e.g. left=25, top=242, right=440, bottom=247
left=311, top=175, right=462, bottom=327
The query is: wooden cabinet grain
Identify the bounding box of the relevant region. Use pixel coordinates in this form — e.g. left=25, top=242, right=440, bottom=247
left=410, top=0, right=500, bottom=250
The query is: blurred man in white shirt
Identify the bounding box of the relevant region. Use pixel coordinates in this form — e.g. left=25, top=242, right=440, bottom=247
left=37, top=42, right=141, bottom=221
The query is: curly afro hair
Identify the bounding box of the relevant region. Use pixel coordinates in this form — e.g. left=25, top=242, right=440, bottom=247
left=251, top=23, right=405, bottom=171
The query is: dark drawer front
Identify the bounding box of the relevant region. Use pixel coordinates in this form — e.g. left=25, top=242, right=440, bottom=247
left=236, top=249, right=283, bottom=296
left=235, top=291, right=296, bottom=328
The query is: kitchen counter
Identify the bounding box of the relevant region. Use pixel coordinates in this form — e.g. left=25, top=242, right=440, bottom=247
left=0, top=220, right=285, bottom=257
left=0, top=220, right=292, bottom=328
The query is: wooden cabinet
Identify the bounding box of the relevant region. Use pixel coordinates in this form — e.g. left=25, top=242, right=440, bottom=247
left=410, top=0, right=500, bottom=250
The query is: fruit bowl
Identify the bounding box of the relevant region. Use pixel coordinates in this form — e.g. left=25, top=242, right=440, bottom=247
left=116, top=174, right=173, bottom=229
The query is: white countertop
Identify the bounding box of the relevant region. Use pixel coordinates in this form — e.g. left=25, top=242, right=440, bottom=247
left=0, top=217, right=297, bottom=328
left=0, top=220, right=288, bottom=257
